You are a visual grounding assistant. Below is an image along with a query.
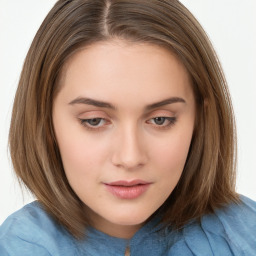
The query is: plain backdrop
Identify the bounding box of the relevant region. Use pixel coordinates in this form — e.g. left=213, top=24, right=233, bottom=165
left=0, top=0, right=255, bottom=224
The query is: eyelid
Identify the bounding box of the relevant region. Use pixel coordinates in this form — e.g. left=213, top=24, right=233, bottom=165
left=147, top=116, right=177, bottom=126
left=78, top=117, right=111, bottom=131
left=145, top=109, right=177, bottom=130
left=77, top=110, right=109, bottom=119
left=147, top=109, right=176, bottom=117
left=77, top=110, right=177, bottom=131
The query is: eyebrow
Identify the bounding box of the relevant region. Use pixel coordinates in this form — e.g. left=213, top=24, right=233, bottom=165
left=69, top=97, right=116, bottom=109
left=145, top=97, right=186, bottom=110
left=68, top=96, right=186, bottom=110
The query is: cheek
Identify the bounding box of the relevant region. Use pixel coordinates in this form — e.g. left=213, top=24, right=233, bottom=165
left=150, top=132, right=192, bottom=201
left=149, top=127, right=193, bottom=200
left=57, top=133, right=106, bottom=174
left=56, top=132, right=104, bottom=198
left=53, top=113, right=103, bottom=180
left=153, top=132, right=192, bottom=170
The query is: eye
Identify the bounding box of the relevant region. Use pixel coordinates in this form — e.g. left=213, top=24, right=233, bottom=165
left=147, top=116, right=177, bottom=128
left=86, top=118, right=103, bottom=126
left=153, top=117, right=167, bottom=125
left=79, top=118, right=108, bottom=129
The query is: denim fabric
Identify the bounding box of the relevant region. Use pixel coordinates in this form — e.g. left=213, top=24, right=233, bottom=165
left=0, top=195, right=255, bottom=256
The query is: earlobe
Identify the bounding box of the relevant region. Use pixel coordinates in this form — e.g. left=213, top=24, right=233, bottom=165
left=203, top=99, right=209, bottom=108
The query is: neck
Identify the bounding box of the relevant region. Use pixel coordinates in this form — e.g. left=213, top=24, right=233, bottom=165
left=86, top=207, right=143, bottom=239
left=93, top=221, right=142, bottom=239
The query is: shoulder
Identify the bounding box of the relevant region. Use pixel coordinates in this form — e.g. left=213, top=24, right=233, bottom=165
left=168, top=195, right=256, bottom=256
left=212, top=195, right=256, bottom=234
left=203, top=195, right=256, bottom=249
left=0, top=201, right=79, bottom=256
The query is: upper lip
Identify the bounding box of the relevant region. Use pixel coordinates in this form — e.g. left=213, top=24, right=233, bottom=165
left=105, top=180, right=151, bottom=186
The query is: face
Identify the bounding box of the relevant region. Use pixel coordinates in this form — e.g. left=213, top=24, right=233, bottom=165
left=53, top=40, right=196, bottom=238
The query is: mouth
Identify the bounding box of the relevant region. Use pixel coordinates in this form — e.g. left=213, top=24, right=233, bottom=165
left=104, top=180, right=151, bottom=199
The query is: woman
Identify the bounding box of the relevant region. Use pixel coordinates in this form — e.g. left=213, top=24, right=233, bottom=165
left=0, top=0, right=255, bottom=255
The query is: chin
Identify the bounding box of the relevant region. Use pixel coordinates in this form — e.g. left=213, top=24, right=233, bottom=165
left=107, top=210, right=153, bottom=226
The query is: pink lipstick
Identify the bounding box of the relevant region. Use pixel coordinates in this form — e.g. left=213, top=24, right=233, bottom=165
left=104, top=180, right=151, bottom=199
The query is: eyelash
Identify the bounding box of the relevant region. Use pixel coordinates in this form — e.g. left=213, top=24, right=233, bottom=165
left=146, top=117, right=177, bottom=129
left=78, top=116, right=177, bottom=131
left=78, top=118, right=109, bottom=131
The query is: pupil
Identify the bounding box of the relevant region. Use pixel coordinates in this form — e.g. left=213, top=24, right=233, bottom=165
left=89, top=118, right=101, bottom=126
left=154, top=117, right=165, bottom=125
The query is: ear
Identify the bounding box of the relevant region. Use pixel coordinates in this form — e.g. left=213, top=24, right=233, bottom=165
left=203, top=99, right=209, bottom=108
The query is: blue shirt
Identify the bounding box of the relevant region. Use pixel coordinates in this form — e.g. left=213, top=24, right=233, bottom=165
left=0, top=195, right=256, bottom=255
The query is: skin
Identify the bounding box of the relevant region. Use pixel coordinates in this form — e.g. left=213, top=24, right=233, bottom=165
left=53, top=40, right=196, bottom=239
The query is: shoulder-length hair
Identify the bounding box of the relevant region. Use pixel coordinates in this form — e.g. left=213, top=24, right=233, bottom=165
left=9, top=0, right=239, bottom=238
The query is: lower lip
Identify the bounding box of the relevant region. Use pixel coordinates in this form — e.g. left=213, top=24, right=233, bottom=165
left=104, top=184, right=150, bottom=199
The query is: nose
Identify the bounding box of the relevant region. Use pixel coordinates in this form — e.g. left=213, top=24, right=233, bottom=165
left=111, top=125, right=148, bottom=170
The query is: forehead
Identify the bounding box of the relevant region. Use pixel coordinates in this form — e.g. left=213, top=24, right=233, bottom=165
left=57, top=40, right=194, bottom=108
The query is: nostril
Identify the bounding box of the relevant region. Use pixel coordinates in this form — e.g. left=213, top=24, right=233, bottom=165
left=111, top=131, right=148, bottom=169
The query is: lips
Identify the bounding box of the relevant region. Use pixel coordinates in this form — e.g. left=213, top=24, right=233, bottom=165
left=104, top=180, right=151, bottom=199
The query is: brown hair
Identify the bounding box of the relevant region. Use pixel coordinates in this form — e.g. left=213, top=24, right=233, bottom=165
left=9, top=0, right=239, bottom=238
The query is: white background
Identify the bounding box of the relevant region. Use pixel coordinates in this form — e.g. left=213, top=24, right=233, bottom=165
left=0, top=0, right=255, bottom=224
